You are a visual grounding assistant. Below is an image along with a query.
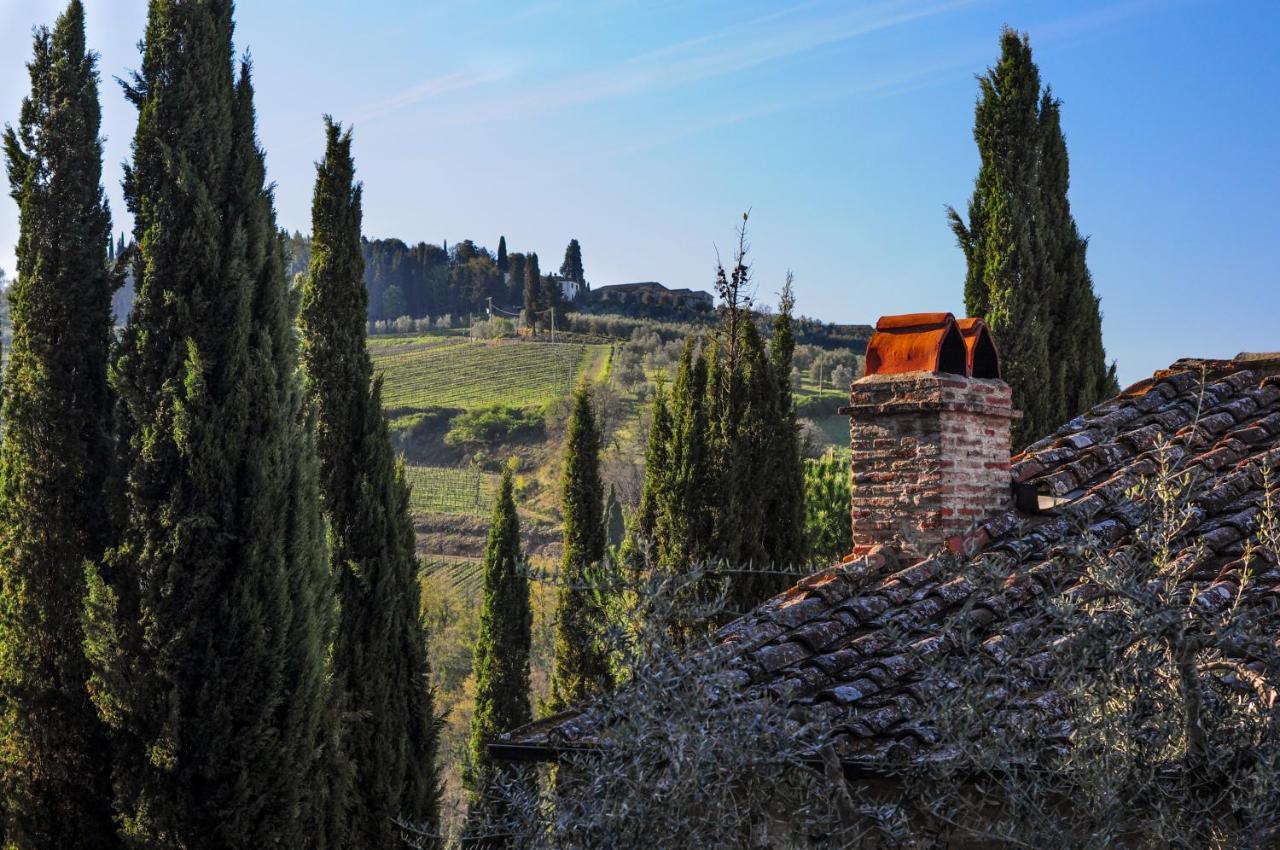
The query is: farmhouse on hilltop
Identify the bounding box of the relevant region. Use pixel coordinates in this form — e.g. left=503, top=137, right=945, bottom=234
left=593, top=280, right=714, bottom=310
left=495, top=311, right=1280, bottom=842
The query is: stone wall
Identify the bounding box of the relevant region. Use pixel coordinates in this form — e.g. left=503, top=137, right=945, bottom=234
left=846, top=371, right=1016, bottom=558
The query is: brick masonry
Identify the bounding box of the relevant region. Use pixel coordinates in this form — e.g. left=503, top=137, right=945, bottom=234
left=846, top=371, right=1018, bottom=558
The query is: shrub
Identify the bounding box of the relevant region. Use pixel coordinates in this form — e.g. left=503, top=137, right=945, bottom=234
left=444, top=405, right=543, bottom=450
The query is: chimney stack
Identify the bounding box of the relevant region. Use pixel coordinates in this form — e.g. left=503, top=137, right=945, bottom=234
left=845, top=313, right=1018, bottom=559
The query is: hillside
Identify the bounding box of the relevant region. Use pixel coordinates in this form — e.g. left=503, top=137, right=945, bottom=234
left=372, top=316, right=861, bottom=564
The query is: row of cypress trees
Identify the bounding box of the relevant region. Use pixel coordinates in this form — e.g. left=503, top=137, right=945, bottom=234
left=949, top=28, right=1118, bottom=448
left=463, top=386, right=613, bottom=841
left=624, top=229, right=805, bottom=623
left=0, top=3, right=438, bottom=848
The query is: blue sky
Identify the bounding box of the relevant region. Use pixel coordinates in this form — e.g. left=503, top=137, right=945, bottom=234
left=0, top=0, right=1276, bottom=385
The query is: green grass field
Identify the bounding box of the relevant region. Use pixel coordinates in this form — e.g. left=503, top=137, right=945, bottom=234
left=370, top=335, right=604, bottom=413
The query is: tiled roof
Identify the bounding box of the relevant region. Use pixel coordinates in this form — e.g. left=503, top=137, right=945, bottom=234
left=499, top=355, right=1280, bottom=761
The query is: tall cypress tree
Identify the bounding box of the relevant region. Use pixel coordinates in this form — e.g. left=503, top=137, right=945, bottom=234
left=299, top=117, right=440, bottom=847
left=1037, top=91, right=1118, bottom=417
left=496, top=235, right=508, bottom=273
left=549, top=386, right=612, bottom=711
left=465, top=468, right=531, bottom=817
left=81, top=4, right=337, bottom=846
left=523, top=252, right=541, bottom=328
left=621, top=381, right=672, bottom=574
left=0, top=4, right=118, bottom=846
left=625, top=235, right=804, bottom=623
left=949, top=29, right=1115, bottom=445
left=948, top=28, right=1052, bottom=447
left=506, top=252, right=526, bottom=306
left=559, top=238, right=584, bottom=283
left=763, top=277, right=805, bottom=570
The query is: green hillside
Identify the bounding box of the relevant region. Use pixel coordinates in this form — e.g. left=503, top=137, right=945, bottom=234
left=370, top=333, right=606, bottom=416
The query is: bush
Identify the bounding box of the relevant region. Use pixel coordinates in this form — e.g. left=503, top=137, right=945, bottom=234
left=470, top=317, right=515, bottom=340
left=443, top=405, right=543, bottom=450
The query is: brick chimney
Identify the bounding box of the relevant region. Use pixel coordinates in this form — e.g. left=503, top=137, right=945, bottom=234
left=845, top=313, right=1018, bottom=559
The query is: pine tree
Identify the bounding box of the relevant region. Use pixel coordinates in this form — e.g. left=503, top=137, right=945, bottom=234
left=560, top=238, right=584, bottom=283
left=523, top=252, right=541, bottom=328
left=299, top=118, right=439, bottom=848
left=496, top=235, right=508, bottom=273
left=948, top=28, right=1114, bottom=445
left=0, top=4, right=119, bottom=845
left=549, top=387, right=612, bottom=710
left=465, top=467, right=531, bottom=834
left=81, top=4, right=338, bottom=845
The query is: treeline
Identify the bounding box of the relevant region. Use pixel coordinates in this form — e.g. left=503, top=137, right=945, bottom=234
left=283, top=231, right=587, bottom=324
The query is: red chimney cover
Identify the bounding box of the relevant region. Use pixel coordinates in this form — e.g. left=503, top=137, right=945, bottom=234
left=864, top=313, right=968, bottom=377
left=956, top=317, right=1001, bottom=379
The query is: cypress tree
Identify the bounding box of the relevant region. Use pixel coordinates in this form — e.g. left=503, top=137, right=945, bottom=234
left=763, top=277, right=805, bottom=570
left=299, top=118, right=440, bottom=847
left=549, top=387, right=612, bottom=711
left=506, top=252, right=526, bottom=306
left=625, top=232, right=805, bottom=622
left=523, top=252, right=541, bottom=328
left=496, top=235, right=508, bottom=273
left=1038, top=92, right=1117, bottom=417
left=0, top=4, right=118, bottom=845
left=559, top=238, right=584, bottom=283
left=82, top=4, right=338, bottom=846
left=662, top=340, right=713, bottom=570
left=603, top=484, right=625, bottom=551
left=948, top=28, right=1053, bottom=447
left=465, top=467, right=531, bottom=835
left=620, top=381, right=672, bottom=573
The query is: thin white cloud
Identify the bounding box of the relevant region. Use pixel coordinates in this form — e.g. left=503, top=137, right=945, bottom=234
left=440, top=0, right=983, bottom=126
left=354, top=69, right=509, bottom=124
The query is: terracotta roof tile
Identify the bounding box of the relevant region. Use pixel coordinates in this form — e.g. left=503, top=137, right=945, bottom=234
left=499, top=355, right=1280, bottom=765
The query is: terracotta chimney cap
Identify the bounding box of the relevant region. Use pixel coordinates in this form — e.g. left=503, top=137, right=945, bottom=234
left=956, top=317, right=1001, bottom=379
left=875, top=312, right=955, bottom=332
left=864, top=312, right=967, bottom=377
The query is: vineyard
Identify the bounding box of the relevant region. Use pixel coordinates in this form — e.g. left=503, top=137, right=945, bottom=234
left=403, top=465, right=498, bottom=515
left=370, top=334, right=604, bottom=414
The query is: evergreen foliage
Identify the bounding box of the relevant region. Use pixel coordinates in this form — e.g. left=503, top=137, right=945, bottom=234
left=623, top=218, right=804, bottom=622
left=762, top=274, right=805, bottom=573
left=496, top=235, right=508, bottom=272
left=604, top=484, right=625, bottom=551
left=299, top=118, right=440, bottom=848
left=506, top=252, right=526, bottom=306
left=523, top=252, right=542, bottom=327
left=466, top=467, right=532, bottom=804
left=1037, top=93, right=1119, bottom=413
left=81, top=4, right=338, bottom=845
left=549, top=387, right=612, bottom=710
left=803, top=449, right=853, bottom=565
left=0, top=4, right=119, bottom=845
left=560, top=238, right=584, bottom=283
left=949, top=28, right=1115, bottom=446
